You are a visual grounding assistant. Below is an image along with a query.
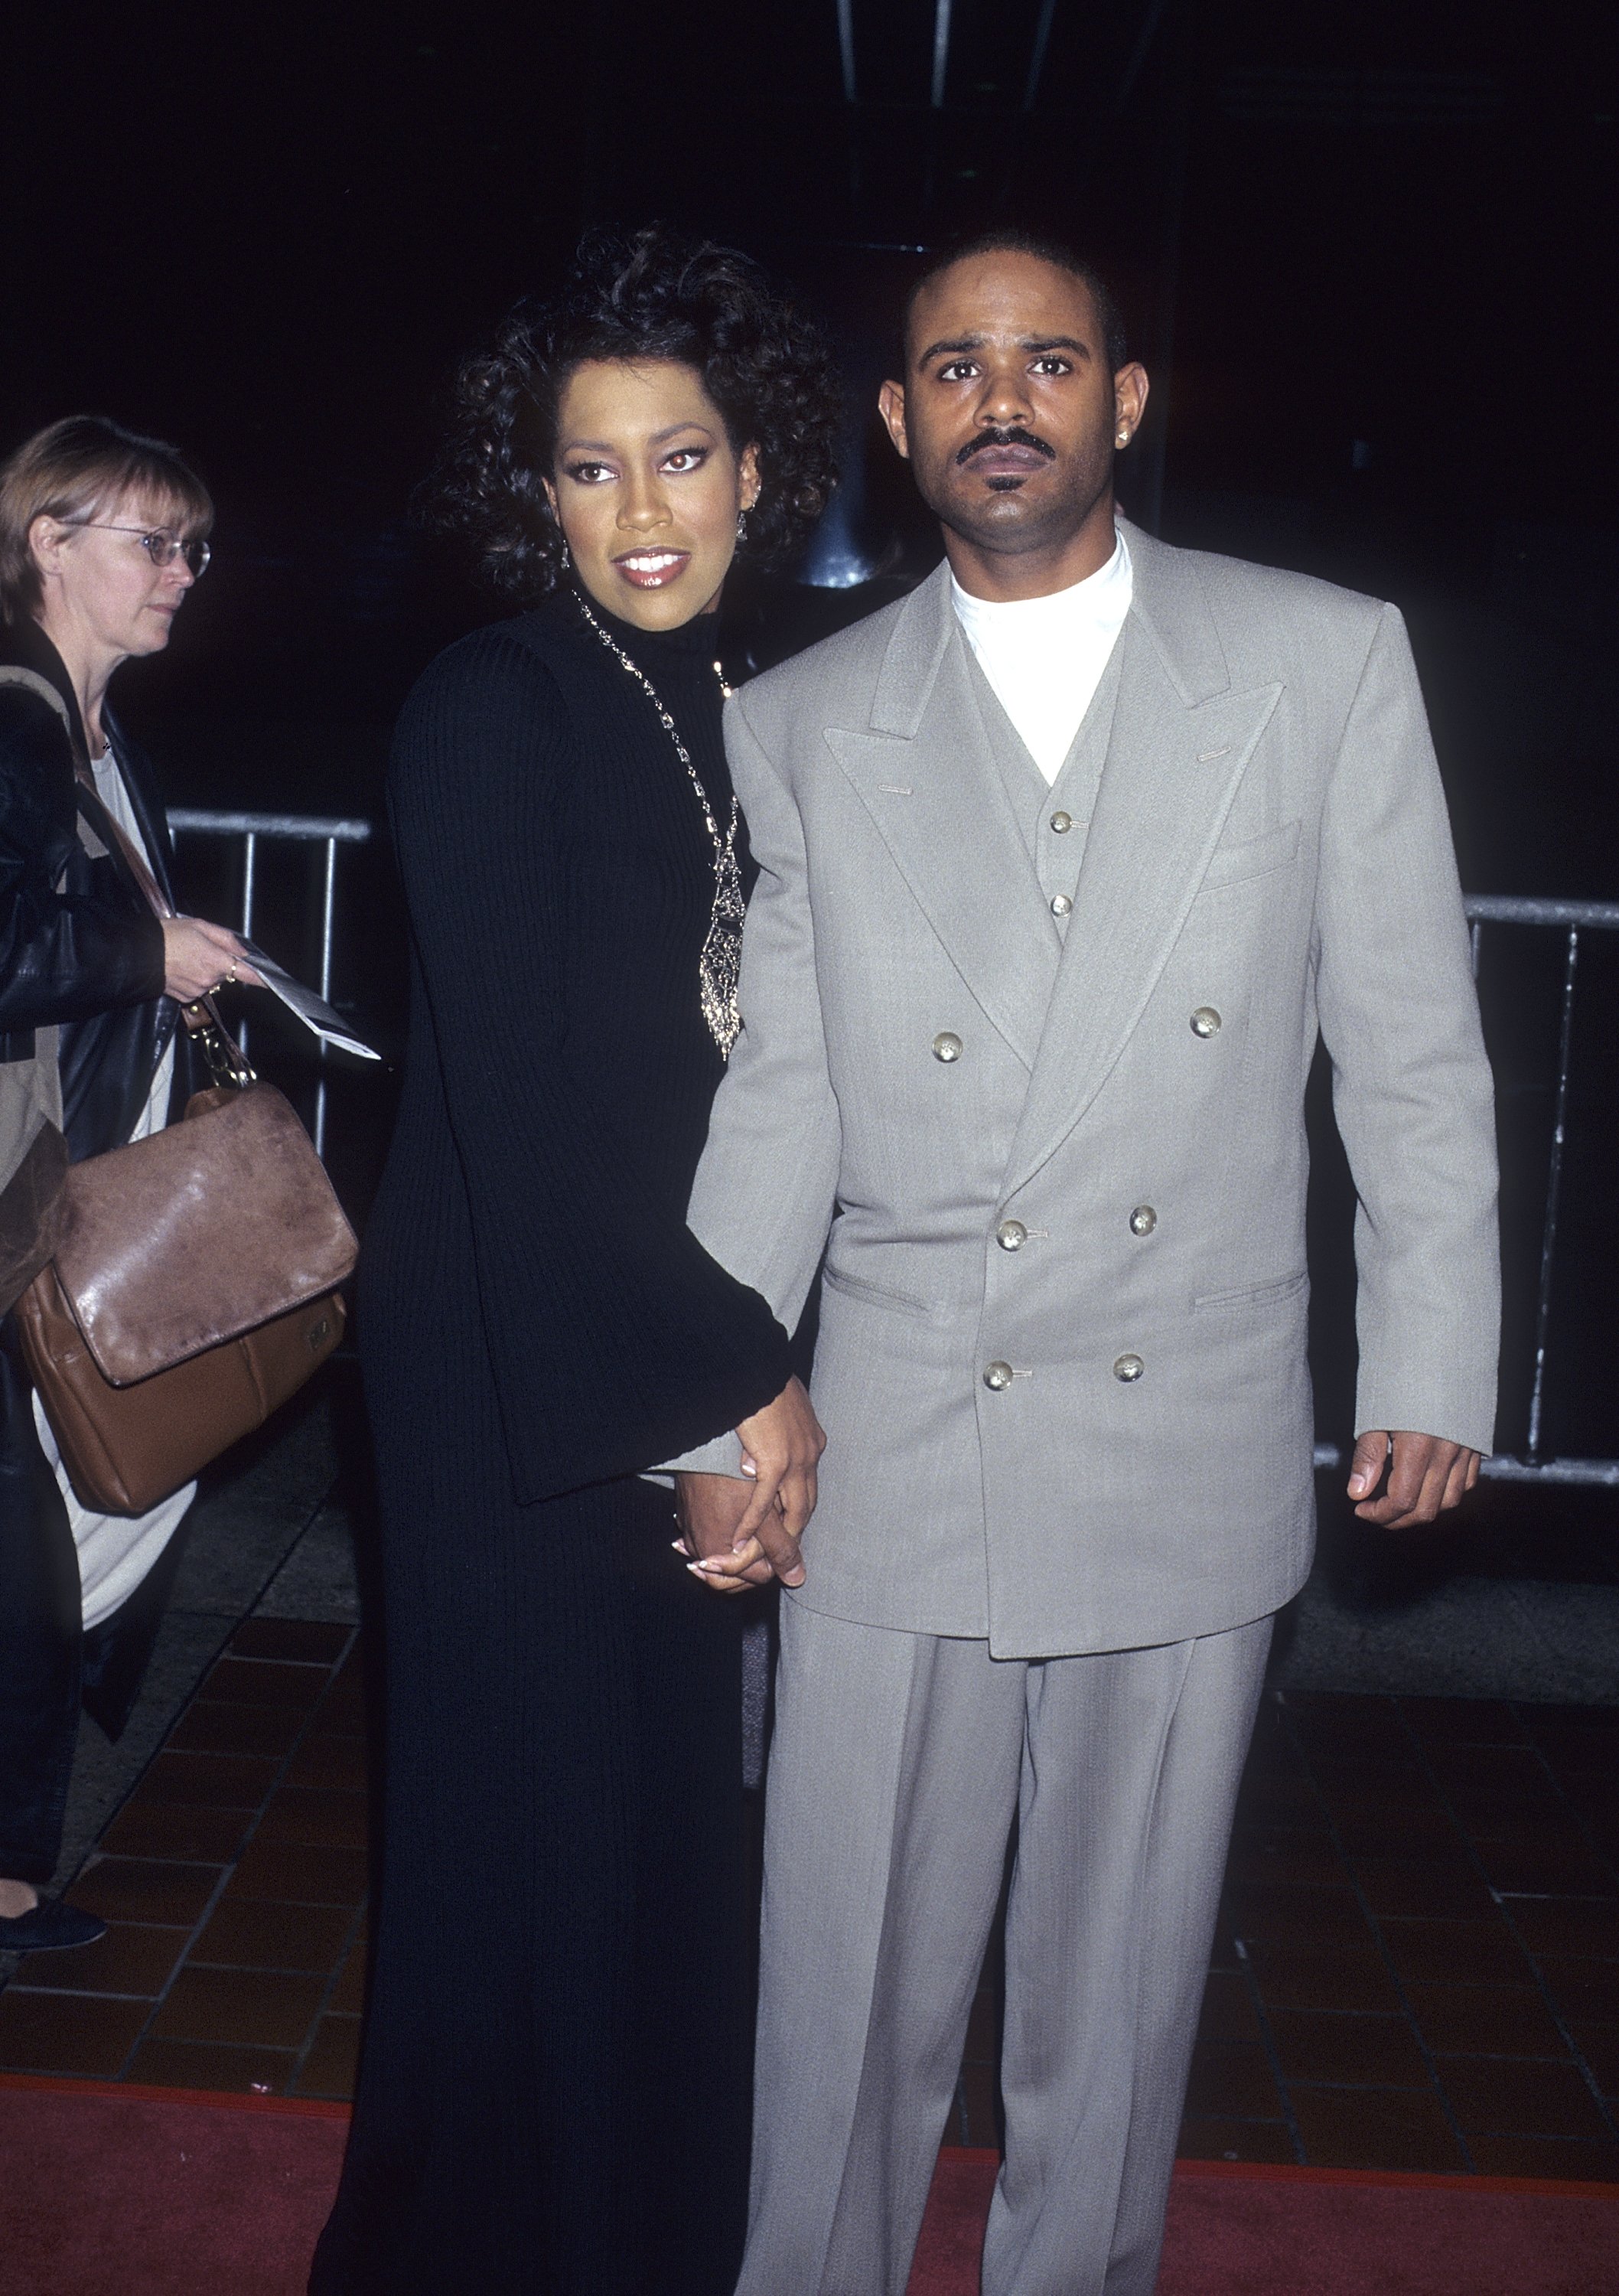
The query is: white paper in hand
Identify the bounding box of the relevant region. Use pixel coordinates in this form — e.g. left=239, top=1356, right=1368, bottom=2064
left=237, top=940, right=380, bottom=1061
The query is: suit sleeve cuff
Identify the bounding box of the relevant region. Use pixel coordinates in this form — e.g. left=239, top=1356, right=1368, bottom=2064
left=639, top=1430, right=748, bottom=1488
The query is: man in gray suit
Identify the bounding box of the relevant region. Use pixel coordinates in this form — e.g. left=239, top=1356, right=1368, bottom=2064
left=675, top=230, right=1498, bottom=2294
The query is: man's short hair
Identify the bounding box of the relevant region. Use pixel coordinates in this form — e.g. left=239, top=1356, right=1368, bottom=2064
left=898, top=230, right=1129, bottom=378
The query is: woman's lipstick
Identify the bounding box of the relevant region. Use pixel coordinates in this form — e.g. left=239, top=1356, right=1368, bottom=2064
left=613, top=549, right=692, bottom=589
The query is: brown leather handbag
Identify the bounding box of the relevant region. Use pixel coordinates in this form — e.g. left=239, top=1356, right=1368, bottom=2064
left=15, top=785, right=358, bottom=1515
left=17, top=1079, right=355, bottom=1512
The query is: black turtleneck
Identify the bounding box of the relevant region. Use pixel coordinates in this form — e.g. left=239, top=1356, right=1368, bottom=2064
left=570, top=586, right=741, bottom=904
left=364, top=584, right=793, bottom=1508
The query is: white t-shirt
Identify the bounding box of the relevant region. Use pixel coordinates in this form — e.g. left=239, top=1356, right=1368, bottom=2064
left=32, top=746, right=195, bottom=1632
left=950, top=528, right=1134, bottom=785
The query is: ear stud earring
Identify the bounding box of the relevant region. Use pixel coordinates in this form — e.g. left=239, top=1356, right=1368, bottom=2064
left=1116, top=431, right=1130, bottom=448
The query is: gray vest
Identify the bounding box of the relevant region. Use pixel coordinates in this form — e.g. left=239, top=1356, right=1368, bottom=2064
left=959, top=625, right=1127, bottom=947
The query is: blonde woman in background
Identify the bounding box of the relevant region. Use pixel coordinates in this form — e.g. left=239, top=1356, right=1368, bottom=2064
left=0, top=416, right=255, bottom=1953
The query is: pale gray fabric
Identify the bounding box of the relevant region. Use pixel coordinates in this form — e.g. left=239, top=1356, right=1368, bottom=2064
left=702, top=520, right=1497, bottom=2296
left=969, top=615, right=1125, bottom=895
left=741, top=1601, right=1272, bottom=2296
left=649, top=632, right=1114, bottom=1489
left=643, top=1427, right=745, bottom=1482
left=691, top=519, right=1500, bottom=1658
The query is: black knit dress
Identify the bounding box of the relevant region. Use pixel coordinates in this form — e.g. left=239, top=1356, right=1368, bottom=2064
left=310, top=592, right=792, bottom=2296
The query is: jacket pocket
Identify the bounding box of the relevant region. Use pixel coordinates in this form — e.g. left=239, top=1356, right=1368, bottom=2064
left=1198, top=817, right=1301, bottom=892
left=1192, top=1268, right=1309, bottom=1315
left=822, top=1265, right=937, bottom=1321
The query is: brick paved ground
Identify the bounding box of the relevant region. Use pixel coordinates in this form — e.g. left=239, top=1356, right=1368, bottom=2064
left=2, top=1617, right=1614, bottom=2177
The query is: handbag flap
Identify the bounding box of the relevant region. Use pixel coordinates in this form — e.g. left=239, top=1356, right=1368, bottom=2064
left=50, top=1083, right=358, bottom=1384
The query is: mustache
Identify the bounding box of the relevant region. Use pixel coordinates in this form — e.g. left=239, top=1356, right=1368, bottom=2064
left=956, top=426, right=1057, bottom=467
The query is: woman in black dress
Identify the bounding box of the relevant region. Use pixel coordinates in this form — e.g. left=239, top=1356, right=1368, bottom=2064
left=311, top=228, right=840, bottom=2296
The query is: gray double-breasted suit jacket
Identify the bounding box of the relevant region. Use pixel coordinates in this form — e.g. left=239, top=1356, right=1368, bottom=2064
left=686, top=519, right=1499, bottom=1659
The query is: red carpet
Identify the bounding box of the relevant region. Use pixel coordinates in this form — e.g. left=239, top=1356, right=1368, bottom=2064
left=2, top=2079, right=1616, bottom=2294
left=0, top=2076, right=347, bottom=2296
left=910, top=2148, right=1619, bottom=2296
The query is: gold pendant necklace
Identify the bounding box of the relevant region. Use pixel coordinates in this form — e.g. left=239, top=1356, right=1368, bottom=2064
left=574, top=592, right=744, bottom=1058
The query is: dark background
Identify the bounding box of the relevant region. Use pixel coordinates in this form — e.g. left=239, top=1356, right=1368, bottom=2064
left=3, top=0, right=1615, bottom=1473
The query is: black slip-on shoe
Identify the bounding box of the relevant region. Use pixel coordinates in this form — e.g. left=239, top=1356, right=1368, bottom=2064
left=0, top=1900, right=108, bottom=1952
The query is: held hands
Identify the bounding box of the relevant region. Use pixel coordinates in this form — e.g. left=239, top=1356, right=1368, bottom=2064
left=735, top=1375, right=825, bottom=1548
left=674, top=1377, right=826, bottom=1596
left=674, top=1473, right=777, bottom=1596
left=1347, top=1430, right=1481, bottom=1527
left=677, top=1411, right=1480, bottom=1571
left=161, top=916, right=264, bottom=1004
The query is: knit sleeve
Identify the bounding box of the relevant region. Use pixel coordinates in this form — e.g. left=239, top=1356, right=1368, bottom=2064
left=387, top=626, right=792, bottom=1506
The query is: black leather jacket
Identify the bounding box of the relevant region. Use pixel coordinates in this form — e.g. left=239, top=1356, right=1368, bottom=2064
left=0, top=621, right=196, bottom=1160
left=0, top=623, right=207, bottom=1753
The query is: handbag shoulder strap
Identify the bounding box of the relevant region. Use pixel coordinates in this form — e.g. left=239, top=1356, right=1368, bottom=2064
left=73, top=760, right=255, bottom=1091
left=0, top=662, right=75, bottom=733
left=73, top=768, right=174, bottom=918
left=0, top=664, right=249, bottom=1088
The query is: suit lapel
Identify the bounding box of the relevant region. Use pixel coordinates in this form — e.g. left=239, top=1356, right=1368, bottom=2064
left=1002, top=526, right=1282, bottom=1196
left=826, top=566, right=1059, bottom=1071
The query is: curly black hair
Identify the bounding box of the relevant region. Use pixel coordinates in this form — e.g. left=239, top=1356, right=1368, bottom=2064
left=425, top=224, right=842, bottom=599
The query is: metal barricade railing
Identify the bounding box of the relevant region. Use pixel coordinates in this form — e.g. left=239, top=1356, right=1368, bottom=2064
left=166, top=809, right=373, bottom=1158
left=166, top=814, right=1615, bottom=1487
left=1316, top=892, right=1619, bottom=1491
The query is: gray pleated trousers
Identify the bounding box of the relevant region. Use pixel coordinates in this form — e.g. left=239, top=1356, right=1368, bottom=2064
left=738, top=1600, right=1272, bottom=2296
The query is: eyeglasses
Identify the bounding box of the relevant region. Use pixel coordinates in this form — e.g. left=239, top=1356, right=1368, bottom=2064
left=70, top=523, right=212, bottom=577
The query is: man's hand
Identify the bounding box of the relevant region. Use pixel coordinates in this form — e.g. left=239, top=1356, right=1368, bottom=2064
left=674, top=1472, right=777, bottom=1596
left=672, top=1378, right=824, bottom=1596
left=735, top=1377, right=825, bottom=1557
left=1347, top=1430, right=1481, bottom=1527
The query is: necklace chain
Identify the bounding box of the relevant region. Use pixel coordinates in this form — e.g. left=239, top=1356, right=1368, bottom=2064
left=573, top=590, right=744, bottom=1058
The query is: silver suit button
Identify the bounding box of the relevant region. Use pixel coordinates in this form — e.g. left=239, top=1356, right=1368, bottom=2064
left=1129, top=1205, right=1157, bottom=1237
left=932, top=1031, right=963, bottom=1062
left=984, top=1361, right=1015, bottom=1391
left=1112, top=1353, right=1145, bottom=1382
left=996, top=1219, right=1028, bottom=1251
left=1050, top=892, right=1073, bottom=918
left=1190, top=1006, right=1222, bottom=1038
left=1050, top=810, right=1073, bottom=833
